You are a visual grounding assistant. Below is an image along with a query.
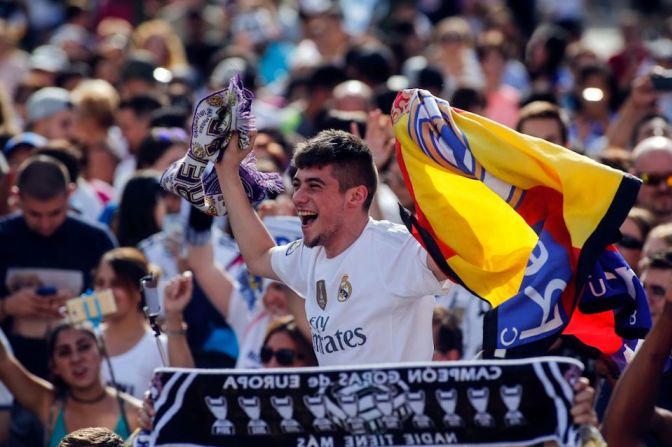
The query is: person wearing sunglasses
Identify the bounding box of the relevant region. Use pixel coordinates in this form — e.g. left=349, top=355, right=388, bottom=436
left=260, top=315, right=317, bottom=368
left=617, top=207, right=655, bottom=273
left=632, top=136, right=672, bottom=224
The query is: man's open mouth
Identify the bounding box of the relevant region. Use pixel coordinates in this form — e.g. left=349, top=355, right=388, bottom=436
left=298, top=210, right=318, bottom=226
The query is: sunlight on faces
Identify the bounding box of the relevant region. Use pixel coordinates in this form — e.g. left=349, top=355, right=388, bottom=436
left=19, top=192, right=70, bottom=237
left=634, top=149, right=672, bottom=216
left=292, top=165, right=347, bottom=249
left=51, top=328, right=101, bottom=389
left=94, top=261, right=141, bottom=322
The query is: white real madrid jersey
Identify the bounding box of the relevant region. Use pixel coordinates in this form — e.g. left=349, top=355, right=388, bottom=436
left=271, top=218, right=448, bottom=366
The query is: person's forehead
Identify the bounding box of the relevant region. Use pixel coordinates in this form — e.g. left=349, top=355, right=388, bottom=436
left=642, top=267, right=672, bottom=283
left=21, top=193, right=68, bottom=209
left=56, top=329, right=92, bottom=344
left=634, top=148, right=672, bottom=171
left=520, top=117, right=561, bottom=132
left=294, top=165, right=336, bottom=180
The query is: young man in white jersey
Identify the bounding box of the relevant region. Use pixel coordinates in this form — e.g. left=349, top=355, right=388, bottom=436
left=216, top=129, right=451, bottom=366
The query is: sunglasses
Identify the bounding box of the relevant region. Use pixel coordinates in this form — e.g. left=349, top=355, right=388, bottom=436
left=617, top=234, right=644, bottom=250
left=260, top=346, right=302, bottom=366
left=639, top=172, right=672, bottom=187
left=643, top=282, right=667, bottom=300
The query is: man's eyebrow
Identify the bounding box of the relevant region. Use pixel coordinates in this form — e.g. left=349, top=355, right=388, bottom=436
left=293, top=177, right=326, bottom=185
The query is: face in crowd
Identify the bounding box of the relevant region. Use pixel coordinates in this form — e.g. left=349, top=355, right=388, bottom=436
left=292, top=164, right=348, bottom=249
left=20, top=191, right=70, bottom=238
left=633, top=138, right=672, bottom=219
left=49, top=327, right=102, bottom=391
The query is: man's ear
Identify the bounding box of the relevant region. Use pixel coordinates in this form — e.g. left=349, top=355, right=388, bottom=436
left=347, top=185, right=368, bottom=209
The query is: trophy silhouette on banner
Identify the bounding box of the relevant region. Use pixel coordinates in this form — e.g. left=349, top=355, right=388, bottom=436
left=304, top=395, right=335, bottom=432
left=205, top=396, right=235, bottom=435
left=271, top=396, right=303, bottom=433
left=467, top=388, right=495, bottom=427
left=436, top=389, right=464, bottom=428
left=406, top=390, right=433, bottom=429
left=500, top=385, right=525, bottom=427
left=374, top=392, right=401, bottom=430
left=238, top=396, right=270, bottom=435
left=337, top=393, right=367, bottom=434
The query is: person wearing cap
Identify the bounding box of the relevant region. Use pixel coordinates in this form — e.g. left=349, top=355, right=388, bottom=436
left=3, top=132, right=47, bottom=173
left=25, top=87, right=74, bottom=141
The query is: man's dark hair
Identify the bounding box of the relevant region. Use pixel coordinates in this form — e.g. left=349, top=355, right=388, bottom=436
left=16, top=155, right=70, bottom=200
left=307, top=64, right=347, bottom=92
left=149, top=106, right=189, bottom=129
left=58, top=426, right=124, bottom=447
left=35, top=141, right=83, bottom=183
left=118, top=94, right=164, bottom=119
left=292, top=130, right=378, bottom=211
left=515, top=100, right=569, bottom=146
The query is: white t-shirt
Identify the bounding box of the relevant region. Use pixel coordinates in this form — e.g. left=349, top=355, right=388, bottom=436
left=271, top=218, right=448, bottom=366
left=101, top=330, right=167, bottom=399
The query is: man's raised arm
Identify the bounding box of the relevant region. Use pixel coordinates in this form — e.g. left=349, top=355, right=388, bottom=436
left=215, top=133, right=279, bottom=280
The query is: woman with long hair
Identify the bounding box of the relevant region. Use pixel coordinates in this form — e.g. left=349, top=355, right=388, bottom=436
left=95, top=247, right=194, bottom=399
left=114, top=171, right=166, bottom=247
left=0, top=321, right=141, bottom=446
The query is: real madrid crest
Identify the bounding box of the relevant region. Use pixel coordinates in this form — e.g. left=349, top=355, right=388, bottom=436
left=337, top=274, right=352, bottom=302
left=316, top=280, right=327, bottom=310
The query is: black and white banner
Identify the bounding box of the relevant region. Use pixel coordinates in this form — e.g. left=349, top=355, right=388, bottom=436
left=147, top=357, right=583, bottom=447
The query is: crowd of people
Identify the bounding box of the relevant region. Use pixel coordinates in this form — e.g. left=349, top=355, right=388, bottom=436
left=0, top=0, right=672, bottom=445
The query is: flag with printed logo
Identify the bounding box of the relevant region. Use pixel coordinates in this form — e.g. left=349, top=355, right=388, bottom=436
left=390, top=89, right=649, bottom=358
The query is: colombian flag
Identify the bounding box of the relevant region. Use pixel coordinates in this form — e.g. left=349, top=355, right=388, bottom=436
left=391, top=89, right=649, bottom=358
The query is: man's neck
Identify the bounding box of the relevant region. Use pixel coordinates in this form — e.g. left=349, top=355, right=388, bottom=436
left=323, top=214, right=370, bottom=259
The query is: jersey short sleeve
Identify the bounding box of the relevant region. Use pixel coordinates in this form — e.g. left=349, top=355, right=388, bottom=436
left=270, top=239, right=310, bottom=298
left=378, top=227, right=447, bottom=298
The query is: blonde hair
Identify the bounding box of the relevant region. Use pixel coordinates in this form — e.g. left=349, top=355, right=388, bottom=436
left=71, top=79, right=120, bottom=129
left=132, top=19, right=187, bottom=69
